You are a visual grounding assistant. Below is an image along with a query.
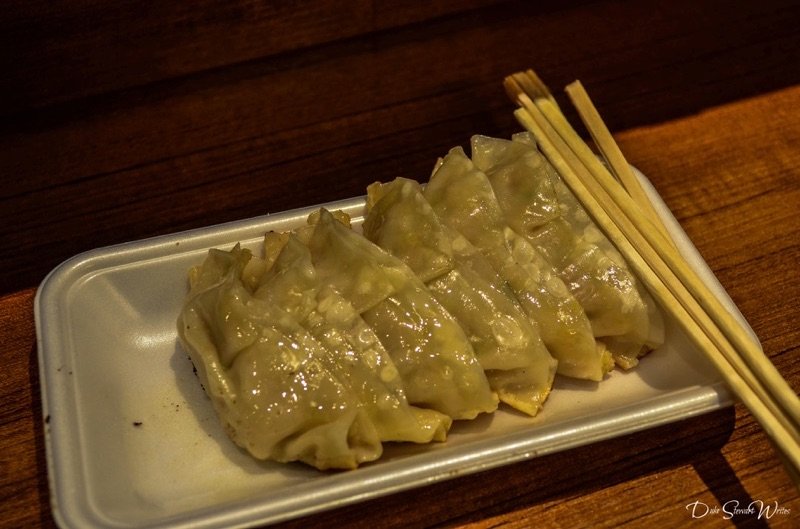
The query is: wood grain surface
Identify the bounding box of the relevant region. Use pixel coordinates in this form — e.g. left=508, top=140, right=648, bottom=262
left=1, top=1, right=799, bottom=527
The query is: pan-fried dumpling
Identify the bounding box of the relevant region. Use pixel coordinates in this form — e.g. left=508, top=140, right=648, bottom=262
left=424, top=147, right=612, bottom=381
left=254, top=235, right=451, bottom=443
left=177, top=245, right=382, bottom=470
left=307, top=208, right=499, bottom=420
left=363, top=177, right=557, bottom=416
left=470, top=135, right=560, bottom=235
left=473, top=133, right=664, bottom=367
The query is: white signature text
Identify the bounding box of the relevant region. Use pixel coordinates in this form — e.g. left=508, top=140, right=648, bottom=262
left=686, top=500, right=791, bottom=520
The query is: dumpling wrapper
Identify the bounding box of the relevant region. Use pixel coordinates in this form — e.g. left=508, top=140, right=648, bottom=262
left=307, top=208, right=499, bottom=420
left=254, top=235, right=451, bottom=443
left=424, top=147, right=612, bottom=381
left=475, top=133, right=664, bottom=367
left=177, top=245, right=382, bottom=470
left=470, top=135, right=561, bottom=235
left=364, top=177, right=557, bottom=416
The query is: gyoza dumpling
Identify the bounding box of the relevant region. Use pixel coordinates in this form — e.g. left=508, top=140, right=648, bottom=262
left=307, top=208, right=499, bottom=420
left=510, top=133, right=664, bottom=357
left=253, top=235, right=451, bottom=443
left=470, top=135, right=560, bottom=235
left=306, top=286, right=453, bottom=440
left=473, top=133, right=664, bottom=367
left=516, top=133, right=664, bottom=364
left=177, top=245, right=382, bottom=470
left=363, top=177, right=557, bottom=416
left=424, top=147, right=612, bottom=381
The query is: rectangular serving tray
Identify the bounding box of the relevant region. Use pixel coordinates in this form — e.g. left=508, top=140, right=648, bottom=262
left=35, top=169, right=755, bottom=529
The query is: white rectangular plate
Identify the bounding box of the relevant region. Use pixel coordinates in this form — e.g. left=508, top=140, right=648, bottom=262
left=35, top=170, right=753, bottom=529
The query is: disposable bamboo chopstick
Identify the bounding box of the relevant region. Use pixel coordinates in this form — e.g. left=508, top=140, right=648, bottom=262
left=503, top=69, right=559, bottom=108
left=512, top=98, right=800, bottom=476
left=509, top=72, right=674, bottom=248
left=506, top=73, right=800, bottom=428
left=528, top=88, right=800, bottom=431
left=563, top=80, right=676, bottom=248
left=503, top=76, right=800, bottom=480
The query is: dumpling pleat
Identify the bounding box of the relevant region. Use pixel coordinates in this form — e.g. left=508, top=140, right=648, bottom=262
left=308, top=209, right=498, bottom=420
left=424, top=147, right=611, bottom=381
left=364, top=177, right=557, bottom=416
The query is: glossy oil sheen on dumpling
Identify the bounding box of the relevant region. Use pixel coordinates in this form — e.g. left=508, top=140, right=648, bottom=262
left=307, top=208, right=499, bottom=420
left=474, top=133, right=664, bottom=368
left=253, top=234, right=451, bottom=444
left=511, top=132, right=664, bottom=362
left=424, top=147, right=613, bottom=381
left=177, top=245, right=382, bottom=470
left=363, top=177, right=557, bottom=416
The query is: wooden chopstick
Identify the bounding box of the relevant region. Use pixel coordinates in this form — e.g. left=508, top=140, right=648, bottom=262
left=509, top=72, right=674, bottom=248
left=503, top=74, right=800, bottom=481
left=563, top=80, right=676, bottom=248
left=530, top=85, right=800, bottom=430
left=503, top=69, right=558, bottom=106
left=512, top=93, right=800, bottom=474
left=507, top=73, right=800, bottom=428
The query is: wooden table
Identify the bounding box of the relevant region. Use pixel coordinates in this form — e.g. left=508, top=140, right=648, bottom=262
left=2, top=1, right=798, bottom=527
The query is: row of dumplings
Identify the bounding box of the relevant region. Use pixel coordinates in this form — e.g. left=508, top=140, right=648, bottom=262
left=176, top=133, right=665, bottom=470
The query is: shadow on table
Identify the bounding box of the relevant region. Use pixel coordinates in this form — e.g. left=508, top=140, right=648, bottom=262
left=692, top=444, right=772, bottom=529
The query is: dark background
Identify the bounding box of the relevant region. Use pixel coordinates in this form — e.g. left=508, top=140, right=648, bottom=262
left=2, top=0, right=799, bottom=295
